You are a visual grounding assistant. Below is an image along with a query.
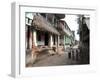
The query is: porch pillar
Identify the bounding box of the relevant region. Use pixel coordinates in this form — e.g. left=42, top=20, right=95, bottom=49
left=57, top=35, right=60, bottom=47
left=64, top=35, right=66, bottom=50
left=32, top=29, right=34, bottom=48
left=29, top=31, right=32, bottom=49
left=33, top=30, right=37, bottom=47
left=49, top=34, right=53, bottom=47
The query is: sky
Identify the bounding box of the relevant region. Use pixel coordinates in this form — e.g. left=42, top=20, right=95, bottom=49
left=62, top=15, right=79, bottom=41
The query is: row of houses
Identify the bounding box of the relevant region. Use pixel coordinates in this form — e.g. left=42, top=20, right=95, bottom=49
left=25, top=13, right=75, bottom=52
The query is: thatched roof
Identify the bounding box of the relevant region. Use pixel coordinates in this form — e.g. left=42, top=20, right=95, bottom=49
left=32, top=15, right=60, bottom=35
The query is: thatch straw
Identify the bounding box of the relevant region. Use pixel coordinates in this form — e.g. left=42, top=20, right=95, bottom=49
left=32, top=15, right=60, bottom=35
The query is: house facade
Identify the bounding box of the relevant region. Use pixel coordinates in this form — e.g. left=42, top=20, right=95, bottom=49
left=25, top=13, right=75, bottom=53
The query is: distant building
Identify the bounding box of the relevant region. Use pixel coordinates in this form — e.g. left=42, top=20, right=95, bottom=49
left=77, top=15, right=90, bottom=64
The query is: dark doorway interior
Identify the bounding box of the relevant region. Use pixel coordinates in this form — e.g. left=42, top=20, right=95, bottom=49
left=45, top=32, right=49, bottom=45
left=53, top=35, right=56, bottom=45
left=27, top=26, right=30, bottom=49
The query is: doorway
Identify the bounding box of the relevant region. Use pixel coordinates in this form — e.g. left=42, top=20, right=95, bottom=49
left=45, top=32, right=49, bottom=45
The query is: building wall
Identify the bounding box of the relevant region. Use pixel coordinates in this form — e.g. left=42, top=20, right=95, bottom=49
left=64, top=36, right=72, bottom=45
left=78, top=15, right=90, bottom=64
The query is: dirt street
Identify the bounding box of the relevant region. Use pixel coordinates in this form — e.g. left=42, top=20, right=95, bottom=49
left=32, top=51, right=80, bottom=67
